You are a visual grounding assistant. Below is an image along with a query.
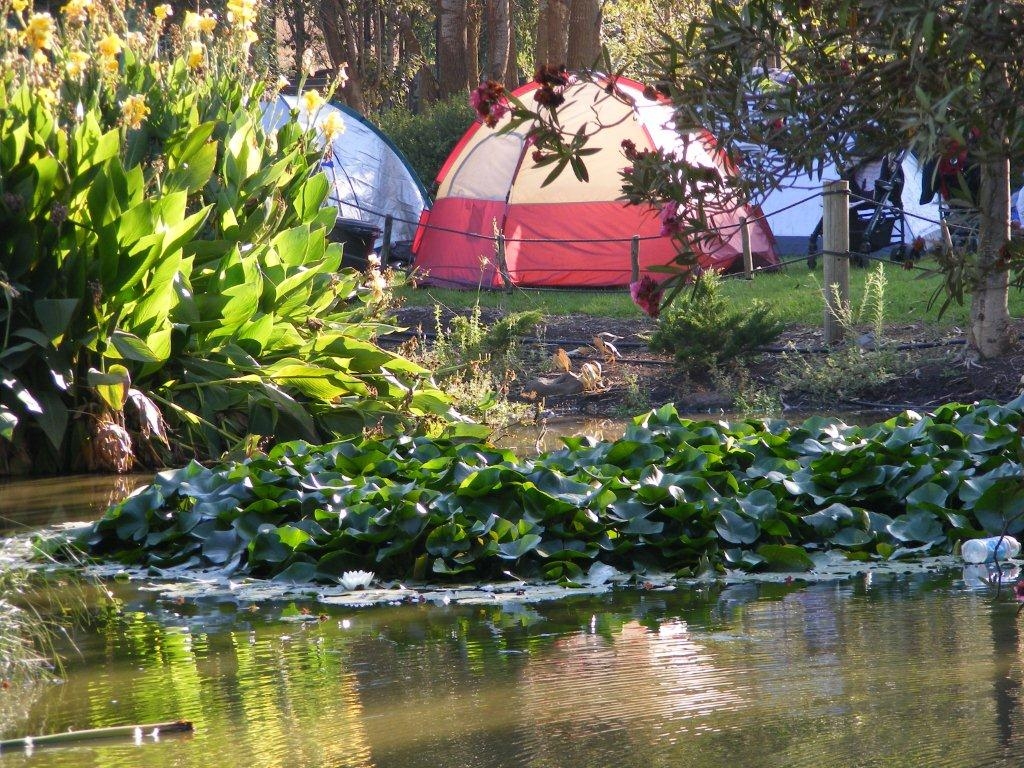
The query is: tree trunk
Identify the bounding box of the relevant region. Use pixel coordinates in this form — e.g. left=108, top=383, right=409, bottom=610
left=970, top=158, right=1013, bottom=358
left=467, top=0, right=481, bottom=87
left=339, top=0, right=366, bottom=110
left=566, top=0, right=600, bottom=70
left=400, top=13, right=439, bottom=105
left=437, top=0, right=469, bottom=97
left=546, top=0, right=568, bottom=67
left=505, top=5, right=518, bottom=87
left=320, top=0, right=365, bottom=110
left=487, top=0, right=511, bottom=83
left=535, top=0, right=549, bottom=67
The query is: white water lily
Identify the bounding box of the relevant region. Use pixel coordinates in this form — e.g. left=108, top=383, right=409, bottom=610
left=340, top=570, right=375, bottom=590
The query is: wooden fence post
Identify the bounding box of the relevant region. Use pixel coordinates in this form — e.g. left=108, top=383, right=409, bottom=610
left=379, top=214, right=393, bottom=267
left=630, top=236, right=640, bottom=283
left=941, top=220, right=954, bottom=254
left=495, top=233, right=513, bottom=292
left=740, top=216, right=753, bottom=280
left=823, top=179, right=850, bottom=346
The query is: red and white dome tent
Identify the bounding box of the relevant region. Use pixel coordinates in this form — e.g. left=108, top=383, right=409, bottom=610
left=412, top=75, right=778, bottom=289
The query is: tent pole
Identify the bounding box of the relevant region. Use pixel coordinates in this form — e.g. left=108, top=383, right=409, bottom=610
left=380, top=215, right=393, bottom=267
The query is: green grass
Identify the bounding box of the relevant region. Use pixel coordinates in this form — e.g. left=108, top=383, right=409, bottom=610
left=399, top=261, right=1024, bottom=327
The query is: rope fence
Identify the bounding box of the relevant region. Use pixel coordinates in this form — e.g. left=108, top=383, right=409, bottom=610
left=343, top=181, right=991, bottom=321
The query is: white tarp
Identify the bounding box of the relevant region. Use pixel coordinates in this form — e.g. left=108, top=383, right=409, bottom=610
left=261, top=95, right=429, bottom=246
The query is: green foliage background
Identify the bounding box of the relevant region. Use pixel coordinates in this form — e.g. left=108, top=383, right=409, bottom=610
left=0, top=2, right=457, bottom=475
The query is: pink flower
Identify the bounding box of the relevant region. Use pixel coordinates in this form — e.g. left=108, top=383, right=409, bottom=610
left=470, top=80, right=508, bottom=127
left=659, top=203, right=682, bottom=237
left=630, top=276, right=663, bottom=318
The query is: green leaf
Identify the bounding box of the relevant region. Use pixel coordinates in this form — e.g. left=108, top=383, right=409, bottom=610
left=34, top=299, right=79, bottom=344
left=110, top=331, right=163, bottom=363
left=0, top=405, right=18, bottom=440
left=716, top=506, right=759, bottom=544
left=803, top=503, right=854, bottom=536
left=88, top=365, right=130, bottom=410
left=497, top=533, right=542, bottom=560
left=887, top=511, right=945, bottom=544
left=756, top=544, right=814, bottom=572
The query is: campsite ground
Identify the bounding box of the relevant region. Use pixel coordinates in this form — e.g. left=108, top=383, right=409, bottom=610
left=391, top=304, right=1024, bottom=420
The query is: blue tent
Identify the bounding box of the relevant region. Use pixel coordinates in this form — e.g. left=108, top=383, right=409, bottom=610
left=262, top=95, right=430, bottom=249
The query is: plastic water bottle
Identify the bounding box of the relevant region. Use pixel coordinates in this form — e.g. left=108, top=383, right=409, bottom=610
left=961, top=536, right=1022, bottom=564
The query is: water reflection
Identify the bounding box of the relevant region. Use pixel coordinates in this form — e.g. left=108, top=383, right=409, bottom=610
left=0, top=474, right=148, bottom=533
left=5, top=575, right=1024, bottom=767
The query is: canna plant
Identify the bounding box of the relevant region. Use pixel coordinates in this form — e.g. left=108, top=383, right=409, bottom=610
left=0, top=0, right=457, bottom=474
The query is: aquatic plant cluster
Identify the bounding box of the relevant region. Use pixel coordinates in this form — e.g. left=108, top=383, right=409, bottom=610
left=81, top=397, right=1024, bottom=583
left=1, top=0, right=450, bottom=475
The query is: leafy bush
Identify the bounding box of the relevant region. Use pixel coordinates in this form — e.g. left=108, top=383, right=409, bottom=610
left=373, top=95, right=475, bottom=186
left=0, top=0, right=455, bottom=474
left=78, top=396, right=1024, bottom=583
left=648, top=271, right=785, bottom=377
left=410, top=303, right=542, bottom=426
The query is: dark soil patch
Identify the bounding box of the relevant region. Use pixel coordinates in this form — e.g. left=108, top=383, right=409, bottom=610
left=390, top=305, right=1024, bottom=419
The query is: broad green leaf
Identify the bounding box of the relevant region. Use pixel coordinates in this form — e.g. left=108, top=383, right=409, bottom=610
left=757, top=544, right=814, bottom=572
left=497, top=533, right=542, bottom=560
left=34, top=299, right=79, bottom=344
left=0, top=405, right=17, bottom=440
left=716, top=506, right=759, bottom=545
left=110, top=332, right=162, bottom=363
left=88, top=365, right=130, bottom=410
left=887, top=511, right=945, bottom=543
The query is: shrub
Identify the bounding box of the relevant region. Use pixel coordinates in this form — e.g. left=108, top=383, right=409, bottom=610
left=373, top=95, right=475, bottom=186
left=409, top=304, right=542, bottom=427
left=648, top=271, right=785, bottom=377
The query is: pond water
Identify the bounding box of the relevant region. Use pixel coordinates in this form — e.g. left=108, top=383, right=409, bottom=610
left=4, top=568, right=1024, bottom=768
left=3, top=455, right=1024, bottom=768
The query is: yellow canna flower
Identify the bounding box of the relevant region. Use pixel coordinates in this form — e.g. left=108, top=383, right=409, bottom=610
left=120, top=94, right=149, bottom=130
left=239, top=29, right=258, bottom=56
left=60, top=0, right=91, bottom=24
left=96, top=33, right=122, bottom=59
left=321, top=111, right=345, bottom=142
left=36, top=86, right=56, bottom=106
left=300, top=89, right=324, bottom=114
left=198, top=11, right=217, bottom=33
left=186, top=40, right=205, bottom=69
left=226, top=0, right=258, bottom=29
left=22, top=12, right=54, bottom=51
left=65, top=49, right=89, bottom=78
left=153, top=4, right=172, bottom=22
left=183, top=10, right=200, bottom=34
